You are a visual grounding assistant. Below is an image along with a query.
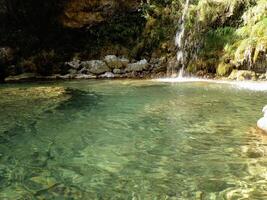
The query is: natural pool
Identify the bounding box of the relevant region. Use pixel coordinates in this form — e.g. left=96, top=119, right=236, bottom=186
left=1, top=80, right=267, bottom=199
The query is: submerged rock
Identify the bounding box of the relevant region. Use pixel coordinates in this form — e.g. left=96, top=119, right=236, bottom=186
left=257, top=105, right=267, bottom=133
left=81, top=60, right=110, bottom=75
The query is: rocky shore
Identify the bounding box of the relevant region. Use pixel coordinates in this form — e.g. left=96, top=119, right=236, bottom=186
left=3, top=55, right=170, bottom=82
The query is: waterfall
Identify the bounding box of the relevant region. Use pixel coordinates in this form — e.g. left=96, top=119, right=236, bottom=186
left=175, top=0, right=190, bottom=78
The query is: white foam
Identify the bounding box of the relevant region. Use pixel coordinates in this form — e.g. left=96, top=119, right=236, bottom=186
left=155, top=77, right=267, bottom=91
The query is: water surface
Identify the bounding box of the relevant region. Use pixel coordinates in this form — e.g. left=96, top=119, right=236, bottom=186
left=1, top=80, right=267, bottom=199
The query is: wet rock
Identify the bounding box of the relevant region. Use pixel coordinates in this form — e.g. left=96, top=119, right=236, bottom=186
left=228, top=70, right=257, bottom=81
left=257, top=105, right=267, bottom=133
left=99, top=72, right=115, bottom=78
left=4, top=73, right=37, bottom=82
left=81, top=60, right=110, bottom=75
left=125, top=59, right=149, bottom=72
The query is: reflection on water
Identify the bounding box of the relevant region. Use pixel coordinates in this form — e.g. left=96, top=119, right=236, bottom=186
left=0, top=80, right=267, bottom=199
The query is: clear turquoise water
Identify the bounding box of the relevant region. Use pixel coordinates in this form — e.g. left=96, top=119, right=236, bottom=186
left=1, top=80, right=267, bottom=199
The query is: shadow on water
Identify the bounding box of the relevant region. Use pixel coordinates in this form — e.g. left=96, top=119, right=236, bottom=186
left=55, top=88, right=100, bottom=111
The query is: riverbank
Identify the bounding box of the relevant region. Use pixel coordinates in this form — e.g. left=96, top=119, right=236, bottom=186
left=2, top=55, right=267, bottom=83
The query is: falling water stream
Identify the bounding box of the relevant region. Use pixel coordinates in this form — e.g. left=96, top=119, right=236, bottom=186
left=175, top=0, right=190, bottom=78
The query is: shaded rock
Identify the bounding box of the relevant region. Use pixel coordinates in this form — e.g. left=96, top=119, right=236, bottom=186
left=68, top=68, right=78, bottom=75
left=125, top=59, right=149, bottom=72
left=99, top=72, right=115, bottom=78
left=151, top=59, right=167, bottom=73
left=78, top=67, right=89, bottom=74
left=113, top=68, right=125, bottom=74
left=0, top=47, right=14, bottom=64
left=120, top=58, right=130, bottom=67
left=4, top=73, right=36, bottom=82
left=65, top=59, right=81, bottom=69
left=81, top=60, right=110, bottom=75
left=228, top=70, right=257, bottom=81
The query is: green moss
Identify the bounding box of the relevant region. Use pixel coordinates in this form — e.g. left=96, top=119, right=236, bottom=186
left=217, top=63, right=233, bottom=76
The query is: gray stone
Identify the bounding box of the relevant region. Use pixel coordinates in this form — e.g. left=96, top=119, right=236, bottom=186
left=120, top=57, right=130, bottom=67
left=65, top=59, right=81, bottom=69
left=78, top=67, right=89, bottom=74
left=104, top=55, right=129, bottom=69
left=125, top=59, right=149, bottom=72
left=99, top=72, right=115, bottom=78
left=68, top=69, right=77, bottom=75
left=113, top=68, right=124, bottom=74
left=81, top=60, right=110, bottom=75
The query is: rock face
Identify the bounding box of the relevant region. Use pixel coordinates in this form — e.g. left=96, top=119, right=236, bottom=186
left=257, top=105, right=267, bottom=133
left=61, top=0, right=141, bottom=28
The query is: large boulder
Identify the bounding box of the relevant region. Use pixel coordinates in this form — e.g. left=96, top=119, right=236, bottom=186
left=125, top=59, right=149, bottom=72
left=81, top=60, right=110, bottom=75
left=104, top=55, right=129, bottom=69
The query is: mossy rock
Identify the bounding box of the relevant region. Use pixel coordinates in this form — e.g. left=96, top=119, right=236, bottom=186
left=216, top=63, right=233, bottom=76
